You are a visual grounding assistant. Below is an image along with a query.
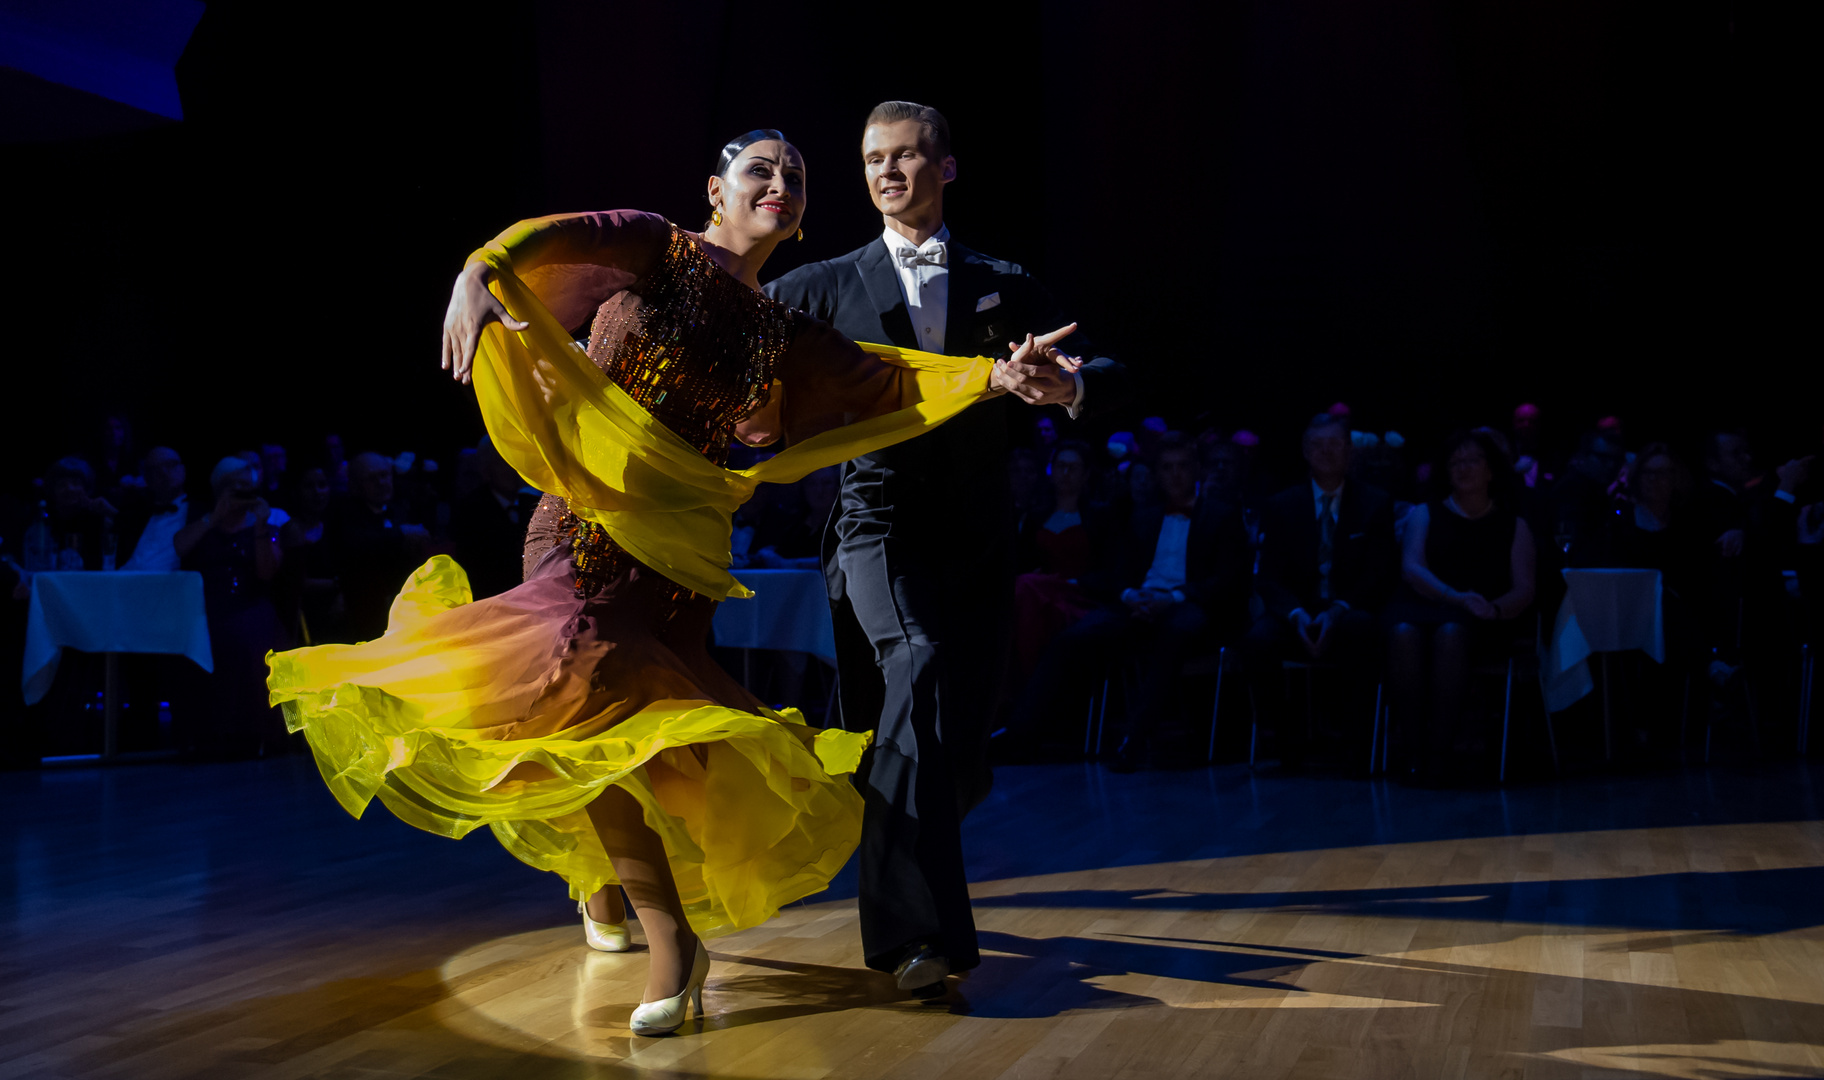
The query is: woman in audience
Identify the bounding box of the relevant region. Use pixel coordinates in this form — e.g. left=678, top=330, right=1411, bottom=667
left=1388, top=430, right=1536, bottom=783
left=175, top=458, right=289, bottom=758
left=279, top=465, right=344, bottom=645
left=1013, top=441, right=1104, bottom=680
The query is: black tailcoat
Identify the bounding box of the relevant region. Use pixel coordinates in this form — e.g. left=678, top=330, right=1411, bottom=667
left=766, top=234, right=1128, bottom=973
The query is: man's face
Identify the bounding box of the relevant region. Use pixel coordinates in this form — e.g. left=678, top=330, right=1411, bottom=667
left=143, top=449, right=185, bottom=500
left=1050, top=449, right=1086, bottom=500
left=1157, top=449, right=1198, bottom=506
left=356, top=464, right=393, bottom=508
left=1711, top=434, right=1755, bottom=487
left=862, top=120, right=953, bottom=222
left=1304, top=428, right=1350, bottom=480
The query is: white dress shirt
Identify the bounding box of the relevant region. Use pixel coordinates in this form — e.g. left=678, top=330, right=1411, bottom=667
left=883, top=223, right=951, bottom=354
left=1122, top=510, right=1193, bottom=606
left=881, top=224, right=1087, bottom=416
left=123, top=494, right=187, bottom=572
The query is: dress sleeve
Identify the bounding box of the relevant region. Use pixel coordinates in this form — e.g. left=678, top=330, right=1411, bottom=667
left=475, top=210, right=672, bottom=333
left=737, top=313, right=963, bottom=447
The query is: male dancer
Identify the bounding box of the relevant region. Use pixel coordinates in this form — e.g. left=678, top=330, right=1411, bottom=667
left=767, top=101, right=1129, bottom=994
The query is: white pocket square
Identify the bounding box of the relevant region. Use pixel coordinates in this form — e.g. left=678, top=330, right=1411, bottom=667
left=975, top=292, right=1002, bottom=312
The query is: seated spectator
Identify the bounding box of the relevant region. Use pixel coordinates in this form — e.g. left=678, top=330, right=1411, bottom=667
left=1007, top=447, right=1045, bottom=528
left=1386, top=430, right=1536, bottom=783
left=1243, top=414, right=1398, bottom=770
left=450, top=438, right=541, bottom=599
left=1544, top=430, right=1625, bottom=565
left=753, top=466, right=838, bottom=570
left=259, top=443, right=289, bottom=500
left=120, top=447, right=197, bottom=571
left=1699, top=429, right=1808, bottom=658
left=1005, top=432, right=1251, bottom=770
left=1201, top=439, right=1251, bottom=509
left=1610, top=444, right=1713, bottom=658
left=44, top=457, right=117, bottom=570
left=332, top=451, right=429, bottom=642
left=235, top=450, right=292, bottom=529
left=173, top=458, right=288, bottom=758
left=280, top=465, right=344, bottom=644
left=1012, top=441, right=1110, bottom=680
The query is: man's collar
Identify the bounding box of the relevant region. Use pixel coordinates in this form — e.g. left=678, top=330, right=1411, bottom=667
left=1312, top=477, right=1345, bottom=499
left=882, top=222, right=950, bottom=254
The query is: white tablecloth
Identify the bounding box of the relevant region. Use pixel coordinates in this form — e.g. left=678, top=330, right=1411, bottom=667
left=712, top=569, right=836, bottom=662
left=1543, top=568, right=1664, bottom=712
left=23, top=572, right=214, bottom=704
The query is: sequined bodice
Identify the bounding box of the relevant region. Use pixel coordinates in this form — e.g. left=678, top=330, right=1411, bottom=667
left=585, top=226, right=793, bottom=465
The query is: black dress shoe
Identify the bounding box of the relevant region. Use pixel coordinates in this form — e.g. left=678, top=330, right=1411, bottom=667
left=894, top=943, right=950, bottom=995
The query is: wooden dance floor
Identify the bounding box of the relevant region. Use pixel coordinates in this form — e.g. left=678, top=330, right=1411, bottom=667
left=4, top=757, right=1823, bottom=1079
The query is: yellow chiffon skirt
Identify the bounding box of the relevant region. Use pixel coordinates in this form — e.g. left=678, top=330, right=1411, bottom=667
left=265, top=549, right=868, bottom=940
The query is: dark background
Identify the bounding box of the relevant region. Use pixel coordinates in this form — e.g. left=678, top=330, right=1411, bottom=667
left=3, top=0, right=1812, bottom=487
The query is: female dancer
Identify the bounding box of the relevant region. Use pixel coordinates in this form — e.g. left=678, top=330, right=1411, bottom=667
left=269, top=130, right=1062, bottom=1034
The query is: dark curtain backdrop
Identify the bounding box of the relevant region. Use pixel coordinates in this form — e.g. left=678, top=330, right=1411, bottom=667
left=3, top=0, right=1807, bottom=486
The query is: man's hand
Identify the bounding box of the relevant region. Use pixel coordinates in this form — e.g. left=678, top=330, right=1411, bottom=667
left=993, top=324, right=1082, bottom=406
left=1291, top=609, right=1320, bottom=656
left=1716, top=528, right=1745, bottom=558
left=1124, top=588, right=1174, bottom=622
left=1777, top=455, right=1815, bottom=495
left=1308, top=608, right=1342, bottom=655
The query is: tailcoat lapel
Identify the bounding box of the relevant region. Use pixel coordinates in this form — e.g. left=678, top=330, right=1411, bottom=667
left=854, top=239, right=918, bottom=349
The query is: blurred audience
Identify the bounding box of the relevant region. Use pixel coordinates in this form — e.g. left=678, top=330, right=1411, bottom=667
left=334, top=451, right=429, bottom=641
left=173, top=457, right=288, bottom=758
left=1012, top=441, right=1107, bottom=681
left=1243, top=414, right=1397, bottom=770
left=450, top=438, right=541, bottom=599
left=1006, top=432, right=1251, bottom=770
left=1386, top=430, right=1536, bottom=783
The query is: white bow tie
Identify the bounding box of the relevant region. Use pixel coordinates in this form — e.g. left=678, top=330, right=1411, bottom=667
left=892, top=242, right=947, bottom=268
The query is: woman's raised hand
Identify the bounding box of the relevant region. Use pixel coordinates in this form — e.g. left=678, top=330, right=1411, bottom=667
left=993, top=324, right=1082, bottom=406
left=441, top=262, right=529, bottom=385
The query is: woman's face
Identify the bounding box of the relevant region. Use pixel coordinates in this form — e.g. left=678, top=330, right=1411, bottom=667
left=708, top=140, right=805, bottom=243
left=1448, top=442, right=1492, bottom=497
left=1050, top=449, right=1085, bottom=500
left=1636, top=453, right=1676, bottom=509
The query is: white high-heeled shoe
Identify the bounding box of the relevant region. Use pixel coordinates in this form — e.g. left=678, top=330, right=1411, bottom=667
left=629, top=938, right=709, bottom=1036
left=578, top=900, right=631, bottom=953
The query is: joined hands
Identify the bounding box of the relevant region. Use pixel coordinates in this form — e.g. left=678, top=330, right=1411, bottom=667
left=992, top=324, right=1082, bottom=406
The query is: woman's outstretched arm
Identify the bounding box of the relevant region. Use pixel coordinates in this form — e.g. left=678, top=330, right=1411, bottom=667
left=442, top=210, right=672, bottom=384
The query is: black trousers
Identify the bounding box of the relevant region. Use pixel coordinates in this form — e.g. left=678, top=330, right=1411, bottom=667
left=828, top=527, right=1007, bottom=974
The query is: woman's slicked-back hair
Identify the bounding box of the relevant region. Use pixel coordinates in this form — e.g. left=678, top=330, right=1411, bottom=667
left=714, top=128, right=789, bottom=177
left=864, top=100, right=952, bottom=157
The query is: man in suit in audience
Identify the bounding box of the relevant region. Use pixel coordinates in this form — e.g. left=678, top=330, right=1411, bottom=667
left=1698, top=429, right=1810, bottom=661
left=332, top=452, right=429, bottom=642
left=765, top=100, right=1131, bottom=995
left=1245, top=414, right=1398, bottom=770
left=1008, top=432, right=1251, bottom=771
left=450, top=438, right=541, bottom=601
left=120, top=447, right=201, bottom=571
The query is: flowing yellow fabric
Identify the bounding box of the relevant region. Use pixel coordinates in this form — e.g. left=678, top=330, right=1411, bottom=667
left=469, top=243, right=996, bottom=600
left=269, top=556, right=866, bottom=937
left=269, top=242, right=1000, bottom=938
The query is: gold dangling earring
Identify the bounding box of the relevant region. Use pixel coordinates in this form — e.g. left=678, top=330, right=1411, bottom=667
left=797, top=227, right=805, bottom=242
left=711, top=207, right=723, bottom=227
